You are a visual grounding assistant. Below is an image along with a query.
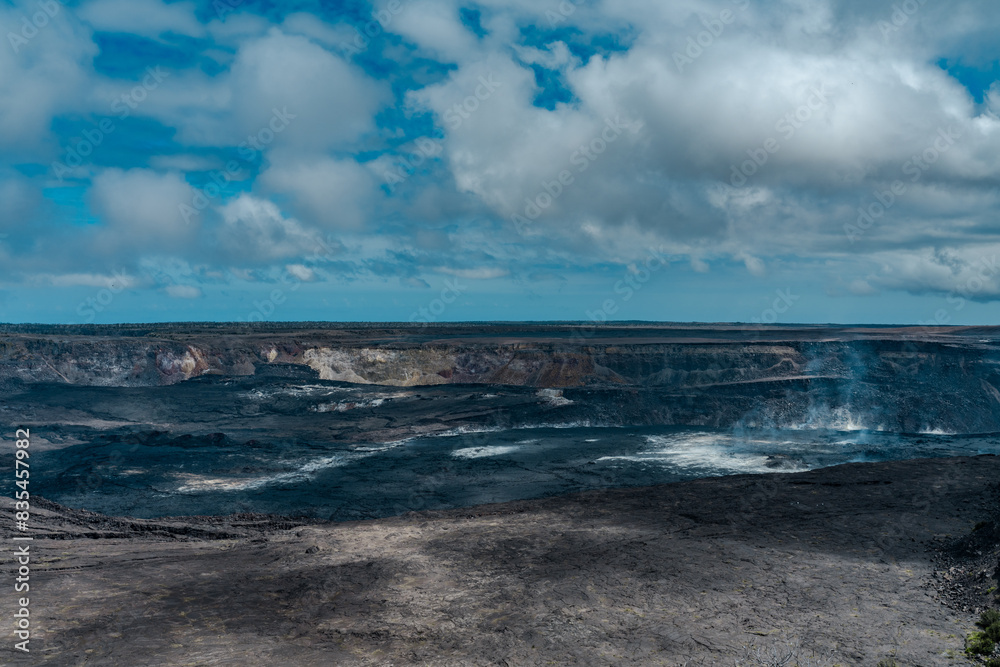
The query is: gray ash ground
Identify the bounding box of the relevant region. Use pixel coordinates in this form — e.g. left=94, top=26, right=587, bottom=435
left=4, top=325, right=1000, bottom=665
left=3, top=456, right=1000, bottom=666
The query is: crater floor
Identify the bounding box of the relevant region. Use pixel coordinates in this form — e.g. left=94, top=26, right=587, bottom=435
left=3, top=455, right=998, bottom=666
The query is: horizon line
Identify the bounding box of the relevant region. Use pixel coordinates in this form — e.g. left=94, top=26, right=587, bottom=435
left=0, top=321, right=994, bottom=329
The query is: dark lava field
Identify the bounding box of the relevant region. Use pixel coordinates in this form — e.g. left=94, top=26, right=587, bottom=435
left=1, top=323, right=999, bottom=665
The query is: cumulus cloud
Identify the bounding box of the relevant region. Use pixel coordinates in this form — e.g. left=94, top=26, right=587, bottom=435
left=0, top=3, right=97, bottom=157
left=0, top=172, right=42, bottom=233
left=88, top=168, right=198, bottom=252
left=226, top=30, right=389, bottom=149
left=147, top=29, right=390, bottom=151
left=868, top=247, right=1000, bottom=299
left=77, top=0, right=204, bottom=38
left=394, top=0, right=1000, bottom=289
left=388, top=0, right=483, bottom=63
left=285, top=264, right=315, bottom=282
left=741, top=255, right=767, bottom=277
left=259, top=154, right=376, bottom=229
left=4, top=0, right=1000, bottom=319
left=215, top=195, right=326, bottom=263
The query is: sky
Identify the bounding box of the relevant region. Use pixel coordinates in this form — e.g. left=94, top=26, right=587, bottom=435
left=1, top=0, right=999, bottom=325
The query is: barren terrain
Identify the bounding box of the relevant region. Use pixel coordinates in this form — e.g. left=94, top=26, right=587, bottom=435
left=2, top=455, right=998, bottom=666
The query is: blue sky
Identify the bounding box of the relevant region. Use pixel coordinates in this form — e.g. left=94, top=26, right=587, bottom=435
left=1, top=0, right=1000, bottom=325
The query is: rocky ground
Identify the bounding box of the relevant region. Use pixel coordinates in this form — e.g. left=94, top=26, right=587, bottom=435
left=2, top=455, right=998, bottom=666
left=3, top=323, right=999, bottom=434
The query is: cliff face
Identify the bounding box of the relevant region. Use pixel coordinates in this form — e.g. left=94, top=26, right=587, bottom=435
left=1, top=323, right=998, bottom=433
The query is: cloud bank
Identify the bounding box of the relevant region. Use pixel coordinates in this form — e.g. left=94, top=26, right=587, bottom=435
left=1, top=0, right=999, bottom=323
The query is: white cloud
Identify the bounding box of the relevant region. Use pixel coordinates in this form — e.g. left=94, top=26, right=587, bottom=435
left=77, top=0, right=204, bottom=38
left=4, top=0, right=1000, bottom=310
left=163, top=29, right=389, bottom=151
left=0, top=4, right=97, bottom=157
left=88, top=168, right=198, bottom=252
left=281, top=13, right=355, bottom=49
left=513, top=42, right=576, bottom=70
left=259, top=154, right=375, bottom=229
left=397, top=0, right=1000, bottom=296
left=869, top=247, right=1000, bottom=299
left=408, top=53, right=602, bottom=214
left=41, top=272, right=139, bottom=288
left=228, top=30, right=389, bottom=150
left=388, top=0, right=482, bottom=63
left=0, top=172, right=41, bottom=231
left=165, top=284, right=202, bottom=298
left=742, top=255, right=767, bottom=277
left=848, top=279, right=877, bottom=296
left=436, top=266, right=508, bottom=280
left=215, top=195, right=325, bottom=263
left=285, top=264, right=315, bottom=281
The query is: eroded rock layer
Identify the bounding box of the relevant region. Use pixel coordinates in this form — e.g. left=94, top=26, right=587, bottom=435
left=2, top=323, right=999, bottom=433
